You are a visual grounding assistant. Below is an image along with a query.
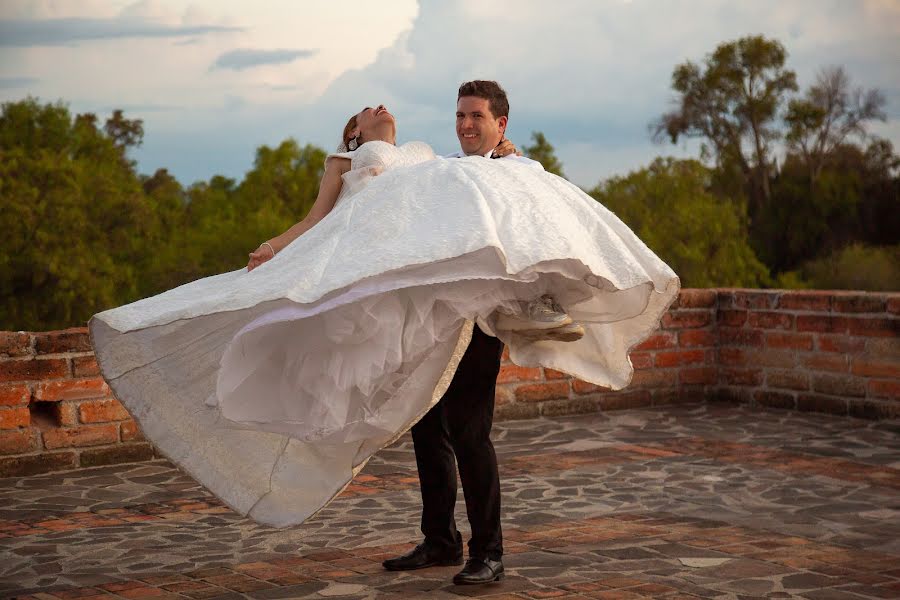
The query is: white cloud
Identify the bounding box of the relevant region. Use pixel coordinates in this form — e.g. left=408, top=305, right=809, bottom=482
left=1, top=0, right=896, bottom=187
left=211, top=48, right=317, bottom=72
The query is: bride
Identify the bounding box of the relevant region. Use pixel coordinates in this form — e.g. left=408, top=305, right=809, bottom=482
left=90, top=103, right=679, bottom=528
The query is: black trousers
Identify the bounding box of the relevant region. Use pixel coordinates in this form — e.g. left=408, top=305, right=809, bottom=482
left=410, top=324, right=504, bottom=560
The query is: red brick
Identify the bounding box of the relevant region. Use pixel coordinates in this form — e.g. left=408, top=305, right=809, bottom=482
left=748, top=311, right=794, bottom=330
left=42, top=424, right=118, bottom=449
left=120, top=419, right=146, bottom=442
left=722, top=368, right=763, bottom=386
left=888, top=297, right=900, bottom=315
left=732, top=291, right=775, bottom=309
left=542, top=368, right=568, bottom=380
left=0, top=358, right=68, bottom=382
left=797, top=315, right=851, bottom=334
left=680, top=367, right=717, bottom=385
left=55, top=402, right=78, bottom=426
left=717, top=309, right=748, bottom=327
left=851, top=357, right=900, bottom=378
left=811, top=374, right=866, bottom=398
left=0, top=384, right=30, bottom=407
left=655, top=350, right=706, bottom=368
left=629, top=352, right=653, bottom=370
left=0, top=332, right=31, bottom=357
left=514, top=381, right=570, bottom=402
left=746, top=349, right=796, bottom=368
left=72, top=356, right=100, bottom=377
left=778, top=292, right=832, bottom=312
left=754, top=390, right=795, bottom=410
left=663, top=311, right=712, bottom=329
left=817, top=335, right=867, bottom=354
left=849, top=400, right=900, bottom=420
left=847, top=317, right=898, bottom=338
left=679, top=330, right=715, bottom=347
left=866, top=338, right=900, bottom=356
left=675, top=289, right=717, bottom=308
left=495, top=402, right=541, bottom=420
left=0, top=428, right=37, bottom=454
left=630, top=369, right=678, bottom=388
left=494, top=386, right=514, bottom=406
left=718, top=328, right=764, bottom=347
left=719, top=348, right=746, bottom=366
left=797, top=394, right=848, bottom=416
left=497, top=365, right=542, bottom=384
left=766, top=370, right=809, bottom=391
left=572, top=379, right=610, bottom=395
left=0, top=452, right=76, bottom=477
left=634, top=332, right=677, bottom=351
left=802, top=354, right=848, bottom=372
left=34, top=378, right=108, bottom=401
left=868, top=379, right=900, bottom=400
left=0, top=407, right=30, bottom=429
left=79, top=399, right=130, bottom=423
left=598, top=391, right=653, bottom=410
left=541, top=397, right=600, bottom=417
left=80, top=444, right=154, bottom=467
left=652, top=388, right=700, bottom=405
left=501, top=346, right=510, bottom=361
left=33, top=328, right=91, bottom=354
left=766, top=332, right=813, bottom=350
left=832, top=294, right=886, bottom=313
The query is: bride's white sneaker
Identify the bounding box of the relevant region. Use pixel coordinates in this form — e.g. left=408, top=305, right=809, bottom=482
left=495, top=295, right=585, bottom=342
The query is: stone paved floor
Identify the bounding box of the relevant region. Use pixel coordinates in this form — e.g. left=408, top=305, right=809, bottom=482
left=1, top=403, right=899, bottom=600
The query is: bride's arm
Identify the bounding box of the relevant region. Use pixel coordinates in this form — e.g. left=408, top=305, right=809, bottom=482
left=247, top=156, right=350, bottom=271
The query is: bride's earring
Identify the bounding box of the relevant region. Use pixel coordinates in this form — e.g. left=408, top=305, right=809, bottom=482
left=348, top=136, right=359, bottom=151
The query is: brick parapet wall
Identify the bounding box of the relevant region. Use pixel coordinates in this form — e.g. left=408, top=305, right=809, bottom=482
left=0, top=329, right=155, bottom=477
left=714, top=289, right=899, bottom=419
left=0, top=289, right=897, bottom=477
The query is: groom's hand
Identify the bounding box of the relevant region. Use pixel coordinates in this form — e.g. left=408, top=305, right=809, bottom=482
left=492, top=138, right=523, bottom=158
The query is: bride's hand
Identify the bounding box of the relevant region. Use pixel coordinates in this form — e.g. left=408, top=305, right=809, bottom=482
left=493, top=137, right=523, bottom=158
left=247, top=243, right=276, bottom=272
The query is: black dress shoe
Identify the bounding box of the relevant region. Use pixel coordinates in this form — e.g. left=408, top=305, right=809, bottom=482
left=382, top=542, right=463, bottom=571
left=452, top=557, right=505, bottom=585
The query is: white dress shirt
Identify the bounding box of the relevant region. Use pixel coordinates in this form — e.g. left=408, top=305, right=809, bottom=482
left=444, top=148, right=545, bottom=171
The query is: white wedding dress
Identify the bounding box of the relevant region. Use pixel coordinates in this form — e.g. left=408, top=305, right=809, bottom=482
left=90, top=140, right=679, bottom=527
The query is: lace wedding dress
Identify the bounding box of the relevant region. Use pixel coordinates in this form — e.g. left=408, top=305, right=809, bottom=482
left=90, top=140, right=679, bottom=527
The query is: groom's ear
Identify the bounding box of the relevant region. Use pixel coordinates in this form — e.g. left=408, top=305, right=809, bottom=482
left=497, top=115, right=508, bottom=135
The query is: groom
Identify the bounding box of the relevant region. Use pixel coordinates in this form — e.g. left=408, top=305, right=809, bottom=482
left=382, top=80, right=537, bottom=585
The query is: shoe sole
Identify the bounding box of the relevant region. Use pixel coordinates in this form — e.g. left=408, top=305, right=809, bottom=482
left=382, top=557, right=463, bottom=571
left=452, top=572, right=505, bottom=585
left=517, top=325, right=585, bottom=342
left=495, top=314, right=574, bottom=332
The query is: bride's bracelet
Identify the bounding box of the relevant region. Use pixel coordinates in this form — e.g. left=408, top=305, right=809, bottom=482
left=262, top=242, right=276, bottom=257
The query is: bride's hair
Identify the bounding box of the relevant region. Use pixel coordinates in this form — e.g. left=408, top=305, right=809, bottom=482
left=342, top=113, right=361, bottom=150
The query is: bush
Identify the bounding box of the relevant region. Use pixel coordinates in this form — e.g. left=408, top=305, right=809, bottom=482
left=799, top=244, right=899, bottom=291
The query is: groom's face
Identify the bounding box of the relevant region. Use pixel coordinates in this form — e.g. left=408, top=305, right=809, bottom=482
left=456, top=96, right=508, bottom=156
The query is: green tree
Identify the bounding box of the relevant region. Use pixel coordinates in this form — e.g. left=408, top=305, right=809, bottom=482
left=523, top=131, right=565, bottom=177
left=653, top=35, right=798, bottom=213
left=588, top=158, right=769, bottom=287
left=785, top=66, right=886, bottom=188
left=0, top=98, right=150, bottom=329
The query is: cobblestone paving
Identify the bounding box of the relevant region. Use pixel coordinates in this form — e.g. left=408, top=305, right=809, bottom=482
left=1, top=403, right=899, bottom=599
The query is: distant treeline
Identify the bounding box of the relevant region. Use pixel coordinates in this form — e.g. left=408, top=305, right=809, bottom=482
left=1, top=35, right=897, bottom=330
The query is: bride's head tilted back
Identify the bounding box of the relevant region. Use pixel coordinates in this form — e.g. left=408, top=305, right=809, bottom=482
left=339, top=105, right=397, bottom=152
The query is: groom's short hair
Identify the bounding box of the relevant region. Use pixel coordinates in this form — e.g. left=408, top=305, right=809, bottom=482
left=458, top=80, right=509, bottom=119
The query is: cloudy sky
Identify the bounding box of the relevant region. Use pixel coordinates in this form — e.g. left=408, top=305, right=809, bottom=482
left=2, top=0, right=898, bottom=187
